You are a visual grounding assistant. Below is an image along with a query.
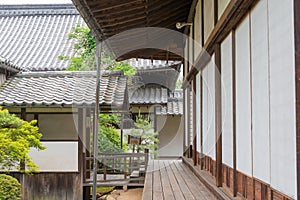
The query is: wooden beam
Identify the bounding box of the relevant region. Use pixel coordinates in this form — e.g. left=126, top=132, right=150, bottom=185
left=90, top=0, right=144, bottom=13
left=232, top=29, right=237, bottom=197
left=294, top=0, right=300, bottom=198
left=214, top=43, right=222, bottom=187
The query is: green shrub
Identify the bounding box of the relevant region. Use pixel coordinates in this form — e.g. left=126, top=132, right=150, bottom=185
left=0, top=174, right=21, bottom=200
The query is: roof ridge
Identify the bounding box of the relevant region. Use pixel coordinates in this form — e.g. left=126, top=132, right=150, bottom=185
left=0, top=4, right=79, bottom=16
left=15, top=70, right=125, bottom=77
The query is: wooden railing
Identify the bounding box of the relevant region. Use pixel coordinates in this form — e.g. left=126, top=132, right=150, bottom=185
left=83, top=151, right=149, bottom=185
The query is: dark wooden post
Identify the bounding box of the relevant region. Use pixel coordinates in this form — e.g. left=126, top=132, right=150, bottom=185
left=193, top=77, right=197, bottom=166
left=294, top=0, right=300, bottom=198
left=232, top=30, right=238, bottom=197
left=215, top=43, right=222, bottom=187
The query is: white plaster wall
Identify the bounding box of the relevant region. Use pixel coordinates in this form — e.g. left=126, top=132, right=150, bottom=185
left=250, top=0, right=270, bottom=184
left=194, top=1, right=202, bottom=57
left=204, top=55, right=216, bottom=160
left=218, top=0, right=230, bottom=19
left=158, top=115, right=183, bottom=157
left=29, top=142, right=78, bottom=172
left=268, top=0, right=296, bottom=198
left=39, top=114, right=78, bottom=140
left=235, top=15, right=252, bottom=176
left=221, top=32, right=233, bottom=168
left=196, top=72, right=201, bottom=152
left=0, top=73, right=6, bottom=85
left=204, top=0, right=214, bottom=43
left=190, top=87, right=193, bottom=145
left=202, top=65, right=209, bottom=156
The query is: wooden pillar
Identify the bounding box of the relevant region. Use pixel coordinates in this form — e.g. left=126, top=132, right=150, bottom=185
left=187, top=83, right=191, bottom=158
left=215, top=43, right=222, bottom=187
left=78, top=108, right=84, bottom=199
left=20, top=108, right=26, bottom=171
left=193, top=77, right=197, bottom=166
left=232, top=30, right=238, bottom=197
left=200, top=71, right=204, bottom=170
left=294, top=0, right=300, bottom=198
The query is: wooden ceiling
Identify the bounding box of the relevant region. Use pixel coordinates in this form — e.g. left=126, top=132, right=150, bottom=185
left=72, top=0, right=193, bottom=61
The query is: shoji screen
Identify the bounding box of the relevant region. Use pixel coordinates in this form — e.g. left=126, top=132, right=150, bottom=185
left=250, top=0, right=270, bottom=184
left=268, top=0, right=296, bottom=197
left=196, top=72, right=202, bottom=152
left=235, top=15, right=252, bottom=176
left=221, top=32, right=233, bottom=168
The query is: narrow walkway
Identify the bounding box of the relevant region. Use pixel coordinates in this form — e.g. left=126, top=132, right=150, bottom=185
left=142, top=159, right=215, bottom=200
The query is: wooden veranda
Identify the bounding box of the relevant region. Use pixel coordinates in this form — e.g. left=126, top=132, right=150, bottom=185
left=142, top=159, right=217, bottom=200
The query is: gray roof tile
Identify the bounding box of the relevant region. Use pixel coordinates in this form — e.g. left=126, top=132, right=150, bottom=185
left=158, top=90, right=183, bottom=115
left=0, top=71, right=128, bottom=108
left=0, top=4, right=84, bottom=71
left=129, top=86, right=168, bottom=104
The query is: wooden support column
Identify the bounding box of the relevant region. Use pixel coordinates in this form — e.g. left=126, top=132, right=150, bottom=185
left=193, top=77, right=197, bottom=166
left=78, top=108, right=84, bottom=199
left=215, top=43, right=222, bottom=187
left=232, top=30, right=237, bottom=197
left=187, top=83, right=191, bottom=158
left=294, top=0, right=300, bottom=198
left=200, top=71, right=204, bottom=170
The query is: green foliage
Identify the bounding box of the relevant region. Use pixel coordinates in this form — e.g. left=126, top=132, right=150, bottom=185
left=0, top=108, right=45, bottom=173
left=176, top=78, right=183, bottom=89
left=129, top=114, right=159, bottom=158
left=98, top=114, right=127, bottom=153
left=0, top=174, right=21, bottom=200
left=59, top=24, right=136, bottom=77
left=96, top=186, right=115, bottom=195
left=107, top=62, right=137, bottom=77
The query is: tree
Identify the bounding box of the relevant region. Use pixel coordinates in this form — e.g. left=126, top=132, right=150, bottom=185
left=129, top=114, right=159, bottom=158
left=0, top=108, right=45, bottom=173
left=98, top=114, right=127, bottom=153
left=59, top=23, right=137, bottom=76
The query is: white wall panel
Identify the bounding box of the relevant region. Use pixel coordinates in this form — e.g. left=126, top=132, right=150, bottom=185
left=235, top=15, right=252, bottom=176
left=184, top=88, right=188, bottom=147
left=218, top=0, right=230, bottom=19
left=194, top=1, right=202, bottom=50
left=250, top=0, right=270, bottom=184
left=202, top=65, right=209, bottom=155
left=206, top=55, right=216, bottom=159
left=39, top=114, right=78, bottom=140
left=204, top=0, right=214, bottom=43
left=221, top=32, right=233, bottom=167
left=268, top=0, right=296, bottom=198
left=190, top=86, right=193, bottom=145
left=29, top=142, right=78, bottom=172
left=196, top=72, right=201, bottom=152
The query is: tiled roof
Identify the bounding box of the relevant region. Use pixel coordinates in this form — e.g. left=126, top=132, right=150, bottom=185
left=129, top=60, right=182, bottom=71
left=0, top=56, right=22, bottom=72
left=158, top=90, right=183, bottom=115
left=0, top=4, right=84, bottom=71
left=0, top=71, right=128, bottom=109
left=129, top=86, right=168, bottom=104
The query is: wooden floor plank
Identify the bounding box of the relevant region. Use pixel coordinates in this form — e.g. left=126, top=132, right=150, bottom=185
left=174, top=161, right=215, bottom=200
left=163, top=160, right=185, bottom=200
left=142, top=159, right=216, bottom=200
left=153, top=160, right=163, bottom=200
left=142, top=160, right=153, bottom=200
left=169, top=161, right=195, bottom=200
left=160, top=160, right=176, bottom=200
